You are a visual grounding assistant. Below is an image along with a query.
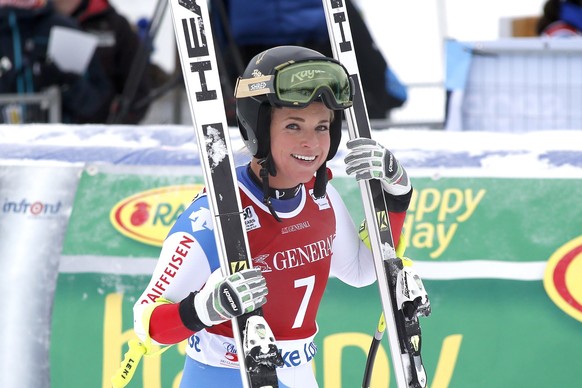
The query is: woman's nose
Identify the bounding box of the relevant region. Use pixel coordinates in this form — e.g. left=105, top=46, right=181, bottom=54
left=300, top=129, right=318, bottom=147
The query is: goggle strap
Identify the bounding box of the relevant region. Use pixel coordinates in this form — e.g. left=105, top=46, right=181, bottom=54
left=235, top=75, right=274, bottom=98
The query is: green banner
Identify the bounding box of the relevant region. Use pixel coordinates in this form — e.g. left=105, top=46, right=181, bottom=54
left=51, top=168, right=582, bottom=387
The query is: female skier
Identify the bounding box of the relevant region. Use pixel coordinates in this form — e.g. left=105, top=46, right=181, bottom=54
left=133, top=45, right=413, bottom=387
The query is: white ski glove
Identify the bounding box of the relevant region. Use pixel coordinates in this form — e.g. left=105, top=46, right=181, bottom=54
left=194, top=268, right=268, bottom=327
left=344, top=138, right=411, bottom=196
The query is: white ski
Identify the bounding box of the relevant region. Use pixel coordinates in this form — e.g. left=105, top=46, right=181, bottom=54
left=167, top=1, right=282, bottom=387
left=320, top=1, right=431, bottom=387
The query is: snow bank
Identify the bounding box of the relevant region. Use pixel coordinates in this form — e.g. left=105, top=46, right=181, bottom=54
left=1, top=124, right=581, bottom=178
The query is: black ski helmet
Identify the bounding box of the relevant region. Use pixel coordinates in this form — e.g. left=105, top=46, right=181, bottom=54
left=235, top=45, right=349, bottom=163
left=235, top=46, right=353, bottom=202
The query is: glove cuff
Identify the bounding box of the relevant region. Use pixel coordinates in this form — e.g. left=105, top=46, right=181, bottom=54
left=376, top=186, right=413, bottom=213
left=179, top=292, right=211, bottom=332
left=381, top=179, right=411, bottom=197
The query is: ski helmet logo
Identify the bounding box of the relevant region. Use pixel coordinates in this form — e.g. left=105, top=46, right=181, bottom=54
left=544, top=236, right=582, bottom=322
left=110, top=185, right=204, bottom=246
left=249, top=81, right=267, bottom=91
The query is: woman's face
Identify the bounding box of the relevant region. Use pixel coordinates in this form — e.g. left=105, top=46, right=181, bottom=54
left=267, top=102, right=332, bottom=189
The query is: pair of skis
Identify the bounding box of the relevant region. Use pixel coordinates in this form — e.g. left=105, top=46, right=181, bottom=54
left=168, top=0, right=430, bottom=387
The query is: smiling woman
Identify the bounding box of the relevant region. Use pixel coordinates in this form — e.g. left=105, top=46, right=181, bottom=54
left=132, top=45, right=416, bottom=388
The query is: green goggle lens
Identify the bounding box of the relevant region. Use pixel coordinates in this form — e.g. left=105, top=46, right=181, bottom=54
left=275, top=61, right=353, bottom=108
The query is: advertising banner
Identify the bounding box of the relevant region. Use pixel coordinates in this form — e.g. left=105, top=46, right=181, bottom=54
left=52, top=167, right=582, bottom=388
left=2, top=125, right=581, bottom=388
left=0, top=164, right=81, bottom=388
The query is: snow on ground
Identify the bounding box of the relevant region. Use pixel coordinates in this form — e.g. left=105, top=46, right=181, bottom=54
left=1, top=124, right=582, bottom=179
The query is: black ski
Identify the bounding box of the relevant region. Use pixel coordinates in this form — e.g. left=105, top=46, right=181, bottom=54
left=167, top=1, right=282, bottom=387
left=320, top=1, right=431, bottom=387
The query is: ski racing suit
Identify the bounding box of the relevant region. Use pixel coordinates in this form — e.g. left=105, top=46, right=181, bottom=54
left=133, top=165, right=408, bottom=387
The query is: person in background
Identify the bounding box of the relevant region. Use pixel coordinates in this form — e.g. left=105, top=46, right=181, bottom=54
left=53, top=0, right=153, bottom=124
left=131, top=45, right=416, bottom=387
left=537, top=0, right=582, bottom=37
left=213, top=0, right=407, bottom=124
left=0, top=0, right=113, bottom=124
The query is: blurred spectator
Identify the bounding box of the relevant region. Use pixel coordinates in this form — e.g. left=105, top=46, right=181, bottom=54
left=0, top=0, right=113, bottom=123
left=135, top=16, right=172, bottom=92
left=213, top=0, right=407, bottom=123
left=537, top=0, right=582, bottom=37
left=53, top=0, right=153, bottom=124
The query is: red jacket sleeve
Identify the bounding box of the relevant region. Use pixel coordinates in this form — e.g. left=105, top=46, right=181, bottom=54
left=388, top=210, right=406, bottom=246
left=149, top=303, right=195, bottom=344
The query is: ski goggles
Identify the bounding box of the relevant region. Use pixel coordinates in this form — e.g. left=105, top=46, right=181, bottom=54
left=235, top=59, right=354, bottom=110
